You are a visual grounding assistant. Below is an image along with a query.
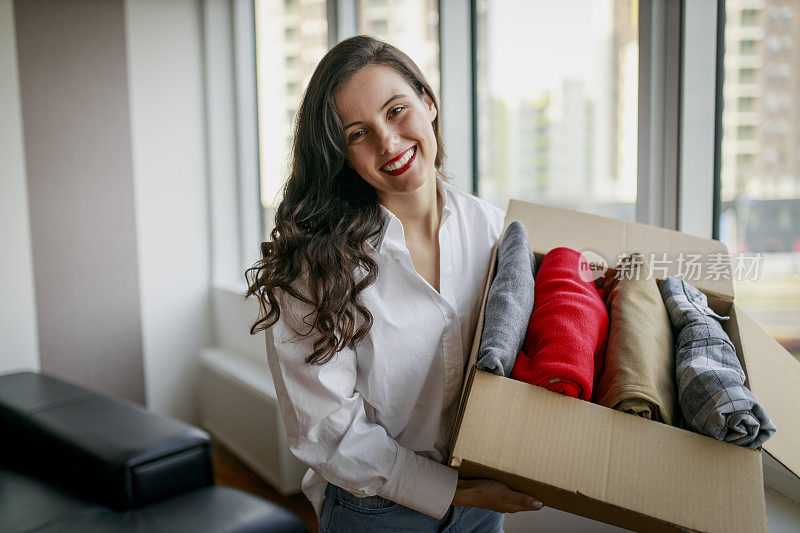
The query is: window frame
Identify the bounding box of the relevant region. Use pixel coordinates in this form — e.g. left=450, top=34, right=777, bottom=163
left=203, top=0, right=261, bottom=293
left=439, top=0, right=474, bottom=193
left=679, top=0, right=719, bottom=239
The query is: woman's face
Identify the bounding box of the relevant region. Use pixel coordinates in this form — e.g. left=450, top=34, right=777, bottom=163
left=336, top=64, right=438, bottom=198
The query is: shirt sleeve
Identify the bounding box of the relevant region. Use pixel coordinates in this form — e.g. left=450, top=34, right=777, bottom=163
left=264, top=293, right=458, bottom=519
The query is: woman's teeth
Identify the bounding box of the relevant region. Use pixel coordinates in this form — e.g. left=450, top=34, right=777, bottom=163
left=382, top=147, right=415, bottom=172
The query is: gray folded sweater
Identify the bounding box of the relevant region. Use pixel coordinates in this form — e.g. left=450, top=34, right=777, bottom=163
left=657, top=277, right=776, bottom=449
left=476, top=221, right=536, bottom=377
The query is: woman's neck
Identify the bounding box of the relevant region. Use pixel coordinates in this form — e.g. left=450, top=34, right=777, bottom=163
left=378, top=176, right=442, bottom=241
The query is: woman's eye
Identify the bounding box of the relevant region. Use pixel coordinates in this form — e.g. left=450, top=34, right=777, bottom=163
left=389, top=106, right=404, bottom=117
left=349, top=130, right=366, bottom=142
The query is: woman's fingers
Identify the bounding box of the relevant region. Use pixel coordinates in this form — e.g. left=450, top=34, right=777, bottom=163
left=508, top=492, right=543, bottom=512
left=520, top=496, right=543, bottom=510
left=478, top=479, right=543, bottom=512
left=454, top=478, right=544, bottom=513
left=497, top=482, right=542, bottom=508
left=499, top=500, right=543, bottom=514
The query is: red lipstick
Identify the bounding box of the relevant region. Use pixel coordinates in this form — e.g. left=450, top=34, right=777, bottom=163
left=380, top=146, right=417, bottom=176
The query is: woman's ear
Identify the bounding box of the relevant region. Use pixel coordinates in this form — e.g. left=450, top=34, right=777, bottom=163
left=423, top=93, right=437, bottom=121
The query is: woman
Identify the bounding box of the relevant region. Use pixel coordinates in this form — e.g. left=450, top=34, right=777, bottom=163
left=246, top=35, right=541, bottom=532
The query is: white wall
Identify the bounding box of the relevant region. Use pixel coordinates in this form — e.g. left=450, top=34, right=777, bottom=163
left=125, top=0, right=212, bottom=423
left=15, top=0, right=146, bottom=402
left=0, top=0, right=39, bottom=375
left=3, top=0, right=214, bottom=421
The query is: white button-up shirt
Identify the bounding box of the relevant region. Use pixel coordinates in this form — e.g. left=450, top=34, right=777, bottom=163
left=265, top=179, right=504, bottom=519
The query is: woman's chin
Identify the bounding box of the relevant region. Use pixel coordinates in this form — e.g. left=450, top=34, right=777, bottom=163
left=384, top=180, right=428, bottom=198
left=385, top=169, right=434, bottom=194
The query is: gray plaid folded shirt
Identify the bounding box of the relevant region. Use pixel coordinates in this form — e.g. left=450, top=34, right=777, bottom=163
left=657, top=277, right=776, bottom=449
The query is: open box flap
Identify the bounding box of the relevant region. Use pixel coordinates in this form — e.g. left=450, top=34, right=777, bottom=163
left=505, top=200, right=735, bottom=300
left=733, top=306, right=800, bottom=489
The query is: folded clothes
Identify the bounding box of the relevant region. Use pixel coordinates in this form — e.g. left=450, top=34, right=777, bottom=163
left=595, top=254, right=678, bottom=424
left=477, top=221, right=536, bottom=377
left=657, top=277, right=776, bottom=448
left=510, top=247, right=609, bottom=400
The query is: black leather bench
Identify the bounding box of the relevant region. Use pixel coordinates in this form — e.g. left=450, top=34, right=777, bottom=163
left=0, top=371, right=308, bottom=533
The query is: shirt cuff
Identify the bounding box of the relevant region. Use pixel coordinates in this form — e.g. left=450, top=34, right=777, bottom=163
left=377, top=445, right=459, bottom=519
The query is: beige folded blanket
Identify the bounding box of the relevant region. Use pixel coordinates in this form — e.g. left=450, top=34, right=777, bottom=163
left=594, top=255, right=678, bottom=425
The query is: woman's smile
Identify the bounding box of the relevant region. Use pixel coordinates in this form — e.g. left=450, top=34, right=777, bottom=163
left=380, top=146, right=417, bottom=175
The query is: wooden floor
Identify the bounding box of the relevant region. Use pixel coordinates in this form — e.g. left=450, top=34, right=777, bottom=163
left=212, top=441, right=318, bottom=532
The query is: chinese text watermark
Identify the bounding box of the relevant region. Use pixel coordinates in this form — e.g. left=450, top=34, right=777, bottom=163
left=578, top=251, right=764, bottom=282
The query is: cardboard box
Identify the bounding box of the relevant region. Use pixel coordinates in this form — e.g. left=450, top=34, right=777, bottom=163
left=449, top=200, right=800, bottom=532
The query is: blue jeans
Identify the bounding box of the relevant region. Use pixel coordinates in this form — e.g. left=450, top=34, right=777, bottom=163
left=319, top=483, right=504, bottom=533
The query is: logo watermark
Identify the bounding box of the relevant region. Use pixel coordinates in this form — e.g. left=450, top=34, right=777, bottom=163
left=578, top=250, right=609, bottom=282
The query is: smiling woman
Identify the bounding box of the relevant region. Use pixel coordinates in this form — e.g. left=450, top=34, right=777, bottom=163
left=245, top=36, right=541, bottom=533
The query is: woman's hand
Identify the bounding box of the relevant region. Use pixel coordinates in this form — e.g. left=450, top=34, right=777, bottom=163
left=451, top=478, right=543, bottom=513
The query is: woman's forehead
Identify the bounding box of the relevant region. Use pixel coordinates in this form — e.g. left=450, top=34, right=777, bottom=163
left=336, top=65, right=414, bottom=121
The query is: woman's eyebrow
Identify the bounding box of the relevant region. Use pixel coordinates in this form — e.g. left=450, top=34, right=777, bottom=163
left=343, top=94, right=408, bottom=130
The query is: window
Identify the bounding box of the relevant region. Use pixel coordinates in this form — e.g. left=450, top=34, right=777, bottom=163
left=765, top=92, right=779, bottom=113
left=740, top=40, right=756, bottom=55
left=735, top=153, right=754, bottom=168
left=367, top=18, right=389, bottom=34
left=238, top=0, right=797, bottom=364
left=357, top=0, right=440, bottom=98
left=718, top=1, right=800, bottom=361
left=739, top=68, right=756, bottom=83
left=737, top=96, right=756, bottom=112
left=475, top=0, right=639, bottom=220
left=736, top=125, right=756, bottom=140
left=254, top=0, right=328, bottom=239
left=766, top=35, right=781, bottom=53
left=764, top=148, right=778, bottom=167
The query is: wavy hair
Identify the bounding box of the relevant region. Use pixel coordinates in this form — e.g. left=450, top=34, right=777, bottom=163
left=245, top=35, right=445, bottom=364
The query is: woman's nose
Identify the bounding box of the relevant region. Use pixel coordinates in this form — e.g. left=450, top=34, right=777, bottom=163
left=376, top=126, right=399, bottom=154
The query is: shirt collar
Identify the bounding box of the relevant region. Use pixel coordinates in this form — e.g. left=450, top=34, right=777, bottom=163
left=370, top=178, right=452, bottom=253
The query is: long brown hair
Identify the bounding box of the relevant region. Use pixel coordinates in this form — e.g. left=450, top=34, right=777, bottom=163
left=245, top=35, right=445, bottom=364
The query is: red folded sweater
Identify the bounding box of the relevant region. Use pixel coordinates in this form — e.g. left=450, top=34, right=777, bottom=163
left=510, top=247, right=609, bottom=400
